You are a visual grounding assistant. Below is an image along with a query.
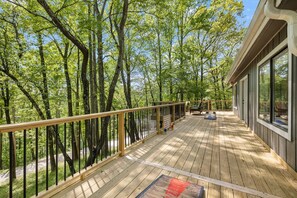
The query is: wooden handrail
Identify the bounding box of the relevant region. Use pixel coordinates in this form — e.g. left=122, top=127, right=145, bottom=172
left=0, top=102, right=185, bottom=133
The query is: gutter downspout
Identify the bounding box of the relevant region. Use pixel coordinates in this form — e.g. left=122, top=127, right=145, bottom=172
left=264, top=0, right=297, bottom=56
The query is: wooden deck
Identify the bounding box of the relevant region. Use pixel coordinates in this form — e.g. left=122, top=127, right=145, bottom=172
left=54, top=112, right=297, bottom=198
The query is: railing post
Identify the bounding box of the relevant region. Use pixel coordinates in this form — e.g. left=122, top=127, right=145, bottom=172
left=179, top=104, right=181, bottom=118
left=156, top=107, right=161, bottom=134
left=118, top=113, right=125, bottom=157
left=208, top=100, right=210, bottom=111
left=172, top=105, right=175, bottom=130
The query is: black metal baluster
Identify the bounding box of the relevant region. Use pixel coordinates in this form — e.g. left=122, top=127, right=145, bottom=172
left=35, top=128, right=38, bottom=196
left=115, top=115, right=118, bottom=152
left=9, top=132, right=13, bottom=198
left=100, top=118, right=103, bottom=161
left=124, top=114, right=127, bottom=147
left=127, top=114, right=130, bottom=146
left=113, top=116, right=115, bottom=154
left=70, top=122, right=76, bottom=170
left=97, top=118, right=101, bottom=162
left=90, top=119, right=93, bottom=166
left=46, top=126, right=49, bottom=190
left=137, top=111, right=143, bottom=139
left=95, top=118, right=99, bottom=163
left=78, top=121, right=81, bottom=172
left=71, top=122, right=74, bottom=176
left=64, top=123, right=67, bottom=180
left=141, top=111, right=144, bottom=139
left=23, top=130, right=26, bottom=198
left=147, top=110, right=149, bottom=135
left=109, top=118, right=111, bottom=156
left=55, top=125, right=58, bottom=185
left=84, top=121, right=87, bottom=169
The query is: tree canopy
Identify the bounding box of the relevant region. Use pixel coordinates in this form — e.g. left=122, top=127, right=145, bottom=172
left=0, top=0, right=245, bottom=186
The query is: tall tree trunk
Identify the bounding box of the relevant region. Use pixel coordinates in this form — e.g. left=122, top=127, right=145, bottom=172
left=143, top=65, right=155, bottom=102
left=38, top=34, right=56, bottom=171
left=157, top=28, right=162, bottom=102
left=168, top=38, right=173, bottom=101
left=1, top=81, right=16, bottom=178
left=75, top=49, right=80, bottom=116
left=37, top=1, right=90, bottom=166
left=54, top=40, right=79, bottom=160
left=221, top=76, right=227, bottom=108
left=63, top=44, right=79, bottom=160
left=94, top=0, right=107, bottom=150
left=88, top=2, right=99, bottom=158
left=179, top=12, right=184, bottom=101
left=87, top=0, right=129, bottom=166
left=121, top=46, right=139, bottom=142
left=200, top=56, right=204, bottom=101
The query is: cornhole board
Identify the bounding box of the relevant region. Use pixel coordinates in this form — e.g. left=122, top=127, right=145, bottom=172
left=136, top=175, right=204, bottom=198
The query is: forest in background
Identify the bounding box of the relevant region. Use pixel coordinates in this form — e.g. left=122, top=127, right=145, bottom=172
left=0, top=0, right=244, bottom=125
left=0, top=0, right=245, bottom=187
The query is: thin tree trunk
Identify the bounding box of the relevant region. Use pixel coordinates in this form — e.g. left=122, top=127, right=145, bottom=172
left=168, top=38, right=173, bottom=101
left=179, top=12, right=184, bottom=101
left=121, top=47, right=139, bottom=142
left=87, top=0, right=129, bottom=166
left=157, top=28, right=162, bottom=102
left=37, top=1, right=90, bottom=166
left=54, top=40, right=79, bottom=160
left=75, top=49, right=80, bottom=116
left=38, top=34, right=56, bottom=171
left=1, top=82, right=16, bottom=178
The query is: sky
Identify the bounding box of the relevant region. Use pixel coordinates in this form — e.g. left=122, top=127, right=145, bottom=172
left=241, top=0, right=259, bottom=27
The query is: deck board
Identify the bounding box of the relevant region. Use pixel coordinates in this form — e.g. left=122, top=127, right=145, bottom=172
left=54, top=112, right=297, bottom=198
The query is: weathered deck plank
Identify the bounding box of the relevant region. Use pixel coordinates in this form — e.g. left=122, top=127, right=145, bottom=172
left=54, top=112, right=297, bottom=198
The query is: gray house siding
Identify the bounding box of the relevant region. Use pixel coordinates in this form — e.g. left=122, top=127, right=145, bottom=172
left=233, top=26, right=297, bottom=171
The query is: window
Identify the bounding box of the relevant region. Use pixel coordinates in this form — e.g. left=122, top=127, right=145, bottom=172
left=258, top=49, right=289, bottom=131
left=272, top=50, right=288, bottom=130
left=258, top=62, right=270, bottom=122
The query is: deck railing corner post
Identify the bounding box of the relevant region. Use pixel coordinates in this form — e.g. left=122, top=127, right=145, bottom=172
left=156, top=107, right=161, bottom=134
left=183, top=102, right=186, bottom=118
left=118, top=112, right=125, bottom=157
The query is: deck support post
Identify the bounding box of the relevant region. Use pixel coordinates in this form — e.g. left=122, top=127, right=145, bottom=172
left=156, top=107, right=162, bottom=134
left=118, top=112, right=125, bottom=157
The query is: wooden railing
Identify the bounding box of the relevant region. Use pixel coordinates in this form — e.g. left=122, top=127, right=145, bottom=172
left=0, top=102, right=186, bottom=197
left=189, top=100, right=233, bottom=112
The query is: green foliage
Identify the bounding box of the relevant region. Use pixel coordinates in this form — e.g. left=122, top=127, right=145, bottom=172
left=0, top=0, right=245, bottom=192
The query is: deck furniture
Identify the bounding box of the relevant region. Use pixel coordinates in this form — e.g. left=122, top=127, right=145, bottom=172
left=190, top=103, right=203, bottom=115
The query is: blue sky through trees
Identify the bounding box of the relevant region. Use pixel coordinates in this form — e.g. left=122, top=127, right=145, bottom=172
left=242, top=0, right=258, bottom=26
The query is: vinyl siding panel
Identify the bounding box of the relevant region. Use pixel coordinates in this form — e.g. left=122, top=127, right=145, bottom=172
left=233, top=26, right=297, bottom=171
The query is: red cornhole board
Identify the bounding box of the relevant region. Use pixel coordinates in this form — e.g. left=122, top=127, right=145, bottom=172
left=136, top=175, right=204, bottom=198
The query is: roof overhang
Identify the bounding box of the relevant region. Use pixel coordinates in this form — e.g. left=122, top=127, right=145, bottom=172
left=226, top=0, right=297, bottom=84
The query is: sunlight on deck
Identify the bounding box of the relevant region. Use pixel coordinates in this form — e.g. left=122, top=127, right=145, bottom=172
left=54, top=112, right=297, bottom=198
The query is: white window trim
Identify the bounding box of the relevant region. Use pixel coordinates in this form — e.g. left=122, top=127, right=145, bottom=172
left=256, top=38, right=292, bottom=141
left=233, top=82, right=238, bottom=109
